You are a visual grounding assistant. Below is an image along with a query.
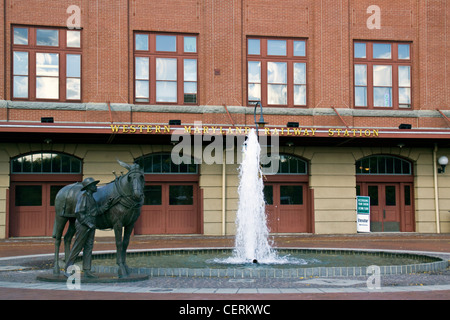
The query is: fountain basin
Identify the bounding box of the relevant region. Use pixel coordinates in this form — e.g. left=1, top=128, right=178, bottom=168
left=88, top=248, right=448, bottom=278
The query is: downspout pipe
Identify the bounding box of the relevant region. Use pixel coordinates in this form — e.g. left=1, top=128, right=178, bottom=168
left=433, top=144, right=441, bottom=233
left=222, top=149, right=226, bottom=236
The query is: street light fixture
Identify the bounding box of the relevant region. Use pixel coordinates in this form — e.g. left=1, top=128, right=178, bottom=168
left=438, top=155, right=448, bottom=173
left=253, top=101, right=266, bottom=129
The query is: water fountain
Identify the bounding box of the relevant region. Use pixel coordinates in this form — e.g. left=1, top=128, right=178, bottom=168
left=48, top=129, right=448, bottom=278
left=227, top=128, right=278, bottom=264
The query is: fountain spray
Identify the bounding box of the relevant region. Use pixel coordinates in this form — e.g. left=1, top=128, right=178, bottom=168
left=232, top=129, right=278, bottom=263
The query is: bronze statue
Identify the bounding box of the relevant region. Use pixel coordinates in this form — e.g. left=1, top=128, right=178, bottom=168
left=52, top=160, right=145, bottom=278
left=64, top=177, right=112, bottom=278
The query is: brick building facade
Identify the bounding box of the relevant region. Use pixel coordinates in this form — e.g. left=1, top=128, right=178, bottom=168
left=0, top=0, right=449, bottom=238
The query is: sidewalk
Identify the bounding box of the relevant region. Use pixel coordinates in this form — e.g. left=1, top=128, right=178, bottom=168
left=0, top=233, right=449, bottom=300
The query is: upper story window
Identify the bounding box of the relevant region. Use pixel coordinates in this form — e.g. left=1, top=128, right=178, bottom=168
left=12, top=26, right=82, bottom=101
left=354, top=41, right=411, bottom=109
left=247, top=37, right=307, bottom=107
left=134, top=32, right=198, bottom=105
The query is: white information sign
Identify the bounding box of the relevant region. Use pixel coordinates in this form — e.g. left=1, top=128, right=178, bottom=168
left=356, top=196, right=370, bottom=233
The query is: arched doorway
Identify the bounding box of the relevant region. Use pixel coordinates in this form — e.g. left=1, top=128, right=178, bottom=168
left=262, top=154, right=313, bottom=233
left=356, top=155, right=414, bottom=232
left=134, top=153, right=201, bottom=234
left=9, top=152, right=82, bottom=237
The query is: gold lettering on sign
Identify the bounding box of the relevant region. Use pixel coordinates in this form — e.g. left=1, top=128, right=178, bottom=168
left=110, top=124, right=380, bottom=137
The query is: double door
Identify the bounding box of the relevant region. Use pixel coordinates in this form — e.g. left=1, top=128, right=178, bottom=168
left=263, top=183, right=310, bottom=233
left=135, top=182, right=200, bottom=234
left=358, top=182, right=414, bottom=232
left=9, top=182, right=66, bottom=237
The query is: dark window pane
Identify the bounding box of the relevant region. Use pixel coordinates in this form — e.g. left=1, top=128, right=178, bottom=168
left=52, top=154, right=62, bottom=172
left=386, top=157, right=394, bottom=174
left=404, top=185, right=411, bottom=206
left=368, top=186, right=378, bottom=206
left=71, top=158, right=81, bottom=173
left=169, top=185, right=193, bottom=205
left=22, top=155, right=32, bottom=172
left=385, top=186, right=396, bottom=206
left=188, top=164, right=197, bottom=173
left=15, top=185, right=42, bottom=206
left=171, top=160, right=180, bottom=173
left=356, top=185, right=361, bottom=196
left=61, top=155, right=71, bottom=172
left=32, top=154, right=42, bottom=172
left=369, top=156, right=378, bottom=174
left=42, top=153, right=52, bottom=172
left=161, top=154, right=171, bottom=173
left=12, top=158, right=22, bottom=172
left=144, top=185, right=162, bottom=205
left=184, top=93, right=197, bottom=103
left=394, top=158, right=402, bottom=174
left=280, top=185, right=303, bottom=205
left=50, top=185, right=64, bottom=206
left=152, top=155, right=162, bottom=173
left=280, top=156, right=289, bottom=173
left=378, top=157, right=386, bottom=173
left=263, top=185, right=273, bottom=205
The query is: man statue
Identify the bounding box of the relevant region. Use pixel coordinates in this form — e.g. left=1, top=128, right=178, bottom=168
left=65, top=177, right=112, bottom=278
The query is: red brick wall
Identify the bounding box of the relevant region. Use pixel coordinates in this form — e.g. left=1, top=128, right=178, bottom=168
left=1, top=0, right=450, bottom=128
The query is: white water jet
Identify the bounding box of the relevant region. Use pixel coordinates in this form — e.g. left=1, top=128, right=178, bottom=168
left=229, top=128, right=280, bottom=264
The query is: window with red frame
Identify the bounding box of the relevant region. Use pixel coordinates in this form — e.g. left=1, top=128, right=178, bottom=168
left=354, top=41, right=411, bottom=109
left=12, top=26, right=81, bottom=101
left=134, top=33, right=198, bottom=105
left=247, top=37, right=307, bottom=107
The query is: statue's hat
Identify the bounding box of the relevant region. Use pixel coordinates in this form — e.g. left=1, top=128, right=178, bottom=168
left=81, top=177, right=100, bottom=190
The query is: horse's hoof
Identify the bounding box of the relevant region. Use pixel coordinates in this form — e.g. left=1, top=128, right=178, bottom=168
left=53, top=267, right=61, bottom=275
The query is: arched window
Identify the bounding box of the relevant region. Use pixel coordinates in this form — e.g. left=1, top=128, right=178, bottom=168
left=262, top=154, right=308, bottom=175
left=135, top=153, right=198, bottom=174
left=11, top=152, right=82, bottom=174
left=356, top=155, right=412, bottom=175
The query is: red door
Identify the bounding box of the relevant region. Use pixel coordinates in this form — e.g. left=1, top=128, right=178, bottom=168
left=10, top=183, right=66, bottom=237
left=360, top=182, right=414, bottom=232
left=135, top=182, right=200, bottom=234
left=264, top=183, right=309, bottom=233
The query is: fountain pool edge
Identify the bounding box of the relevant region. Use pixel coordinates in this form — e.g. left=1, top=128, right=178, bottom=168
left=89, top=247, right=449, bottom=279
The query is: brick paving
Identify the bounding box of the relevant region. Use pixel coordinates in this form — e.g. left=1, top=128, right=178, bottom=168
left=0, top=233, right=449, bottom=300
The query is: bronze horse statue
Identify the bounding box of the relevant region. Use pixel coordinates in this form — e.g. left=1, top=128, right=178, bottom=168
left=52, top=160, right=145, bottom=278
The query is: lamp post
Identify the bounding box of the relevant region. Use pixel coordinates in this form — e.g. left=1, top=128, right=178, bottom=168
left=253, top=101, right=266, bottom=135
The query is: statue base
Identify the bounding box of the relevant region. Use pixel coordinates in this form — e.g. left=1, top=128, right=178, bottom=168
left=37, top=272, right=149, bottom=283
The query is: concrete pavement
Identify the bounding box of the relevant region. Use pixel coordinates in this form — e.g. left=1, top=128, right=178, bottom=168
left=0, top=233, right=448, bottom=300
